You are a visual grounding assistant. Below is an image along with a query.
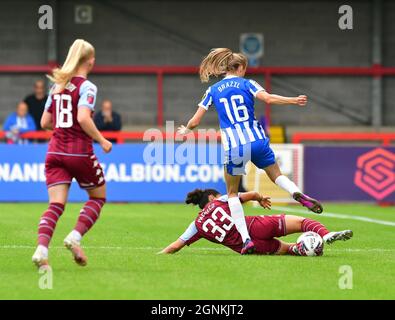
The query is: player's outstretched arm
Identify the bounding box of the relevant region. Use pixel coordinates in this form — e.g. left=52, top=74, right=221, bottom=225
left=77, top=106, right=112, bottom=153
left=177, top=106, right=207, bottom=134
left=158, top=239, right=186, bottom=254
left=40, top=110, right=53, bottom=130
left=256, top=91, right=307, bottom=107
left=239, top=191, right=271, bottom=209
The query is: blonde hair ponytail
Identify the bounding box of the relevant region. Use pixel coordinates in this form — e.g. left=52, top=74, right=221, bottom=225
left=199, top=48, right=248, bottom=83
left=47, top=39, right=95, bottom=88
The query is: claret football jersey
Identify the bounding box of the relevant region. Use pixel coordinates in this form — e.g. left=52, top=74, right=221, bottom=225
left=180, top=196, right=254, bottom=253
left=44, top=76, right=97, bottom=155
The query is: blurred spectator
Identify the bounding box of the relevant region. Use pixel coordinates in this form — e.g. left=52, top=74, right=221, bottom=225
left=3, top=102, right=36, bottom=144
left=94, top=99, right=122, bottom=132
left=24, top=80, right=48, bottom=130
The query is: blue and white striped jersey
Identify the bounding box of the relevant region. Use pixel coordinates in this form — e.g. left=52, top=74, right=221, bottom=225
left=198, top=75, right=267, bottom=151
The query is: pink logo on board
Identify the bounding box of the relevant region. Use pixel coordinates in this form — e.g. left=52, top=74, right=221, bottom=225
left=354, top=148, right=395, bottom=200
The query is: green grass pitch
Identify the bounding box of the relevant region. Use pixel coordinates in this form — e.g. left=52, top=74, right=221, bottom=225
left=0, top=202, right=394, bottom=299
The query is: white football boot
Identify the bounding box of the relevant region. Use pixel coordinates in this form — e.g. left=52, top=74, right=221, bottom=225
left=323, top=230, right=353, bottom=244
left=32, top=245, right=49, bottom=269
left=64, top=231, right=87, bottom=266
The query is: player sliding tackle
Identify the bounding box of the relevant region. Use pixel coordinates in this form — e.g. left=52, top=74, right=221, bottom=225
left=159, top=189, right=353, bottom=256
left=32, top=39, right=113, bottom=268
left=177, top=48, right=323, bottom=255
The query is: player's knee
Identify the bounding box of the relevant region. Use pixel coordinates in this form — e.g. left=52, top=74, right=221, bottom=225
left=89, top=197, right=106, bottom=204
left=275, top=241, right=289, bottom=255
left=290, top=215, right=303, bottom=228
left=284, top=215, right=304, bottom=233
left=264, top=164, right=281, bottom=182
left=227, top=191, right=238, bottom=198
left=226, top=185, right=239, bottom=197
left=87, top=184, right=107, bottom=199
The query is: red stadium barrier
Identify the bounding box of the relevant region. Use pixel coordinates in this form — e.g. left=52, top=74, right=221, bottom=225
left=1, top=64, right=395, bottom=127
left=292, top=132, right=395, bottom=146
left=2, top=131, right=394, bottom=145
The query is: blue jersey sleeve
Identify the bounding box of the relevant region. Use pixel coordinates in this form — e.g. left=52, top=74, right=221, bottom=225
left=78, top=80, right=97, bottom=110
left=246, top=79, right=265, bottom=97
left=198, top=87, right=213, bottom=110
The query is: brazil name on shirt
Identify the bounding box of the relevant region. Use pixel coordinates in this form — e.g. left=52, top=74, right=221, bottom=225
left=198, top=75, right=268, bottom=151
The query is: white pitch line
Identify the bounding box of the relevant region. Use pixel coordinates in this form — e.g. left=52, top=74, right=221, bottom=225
left=328, top=248, right=395, bottom=253
left=0, top=245, right=394, bottom=253
left=270, top=206, right=395, bottom=227
left=0, top=245, right=224, bottom=251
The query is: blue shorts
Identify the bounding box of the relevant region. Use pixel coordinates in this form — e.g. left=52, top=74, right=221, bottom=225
left=225, top=139, right=276, bottom=176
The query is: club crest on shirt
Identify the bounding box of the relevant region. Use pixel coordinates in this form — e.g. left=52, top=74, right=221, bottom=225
left=87, top=94, right=94, bottom=104
left=65, top=82, right=77, bottom=92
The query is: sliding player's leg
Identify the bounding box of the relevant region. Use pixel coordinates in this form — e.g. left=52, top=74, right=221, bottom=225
left=275, top=241, right=293, bottom=255
left=276, top=240, right=325, bottom=256
left=253, top=238, right=313, bottom=256
left=64, top=184, right=106, bottom=266
left=278, top=240, right=322, bottom=256
left=263, top=162, right=323, bottom=214
left=252, top=238, right=295, bottom=256
left=32, top=184, right=70, bottom=268
left=224, top=171, right=254, bottom=254
left=249, top=215, right=351, bottom=256
left=283, top=215, right=353, bottom=244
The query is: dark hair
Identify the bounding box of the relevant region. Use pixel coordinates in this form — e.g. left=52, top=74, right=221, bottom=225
left=185, top=188, right=220, bottom=209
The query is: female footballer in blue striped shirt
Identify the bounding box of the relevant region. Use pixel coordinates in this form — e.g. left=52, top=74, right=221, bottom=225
left=177, top=48, right=323, bottom=254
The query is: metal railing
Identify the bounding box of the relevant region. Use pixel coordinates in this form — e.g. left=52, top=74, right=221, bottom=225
left=1, top=64, right=395, bottom=127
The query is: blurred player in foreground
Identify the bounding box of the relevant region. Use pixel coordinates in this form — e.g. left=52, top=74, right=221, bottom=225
left=177, top=48, right=323, bottom=254
left=32, top=39, right=113, bottom=268
left=160, top=189, right=352, bottom=256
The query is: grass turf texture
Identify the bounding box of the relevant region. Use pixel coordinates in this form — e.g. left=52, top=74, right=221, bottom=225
left=0, top=202, right=394, bottom=299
